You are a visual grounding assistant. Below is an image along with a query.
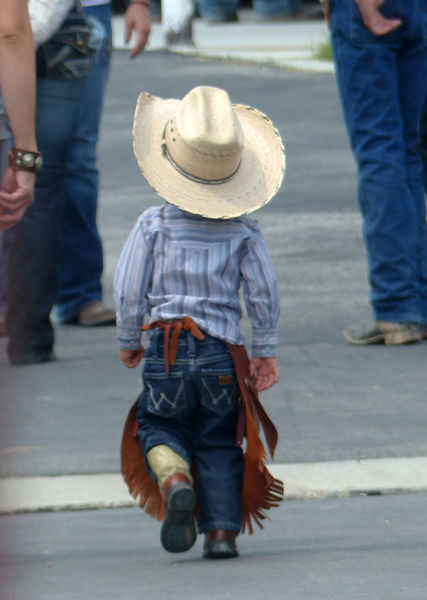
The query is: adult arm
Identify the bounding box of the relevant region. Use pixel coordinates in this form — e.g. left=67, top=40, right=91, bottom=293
left=125, top=1, right=151, bottom=59
left=0, top=0, right=37, bottom=230
left=0, top=0, right=37, bottom=151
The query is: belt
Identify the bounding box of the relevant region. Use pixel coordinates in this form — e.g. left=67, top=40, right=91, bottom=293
left=141, top=317, right=205, bottom=375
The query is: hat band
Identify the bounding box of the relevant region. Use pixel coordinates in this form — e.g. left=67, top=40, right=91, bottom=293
left=161, top=125, right=241, bottom=185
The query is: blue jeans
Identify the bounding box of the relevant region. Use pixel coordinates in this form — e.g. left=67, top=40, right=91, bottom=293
left=55, top=3, right=112, bottom=322
left=196, top=0, right=300, bottom=20
left=136, top=331, right=244, bottom=534
left=419, top=93, right=427, bottom=192
left=6, top=77, right=85, bottom=361
left=330, top=0, right=427, bottom=325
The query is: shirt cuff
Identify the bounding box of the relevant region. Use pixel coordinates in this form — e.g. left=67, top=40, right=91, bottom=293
left=117, top=325, right=142, bottom=350
left=251, top=328, right=278, bottom=357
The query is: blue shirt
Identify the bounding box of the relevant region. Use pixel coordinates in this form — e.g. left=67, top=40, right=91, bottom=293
left=114, top=204, right=280, bottom=356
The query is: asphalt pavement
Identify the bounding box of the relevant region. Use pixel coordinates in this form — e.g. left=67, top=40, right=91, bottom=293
left=0, top=12, right=426, bottom=599
left=2, top=493, right=427, bottom=600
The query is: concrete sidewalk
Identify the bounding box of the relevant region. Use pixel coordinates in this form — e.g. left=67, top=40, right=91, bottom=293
left=1, top=457, right=427, bottom=514
left=112, top=11, right=334, bottom=73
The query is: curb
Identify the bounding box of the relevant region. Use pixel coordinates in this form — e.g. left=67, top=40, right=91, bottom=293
left=112, top=16, right=334, bottom=74
left=1, top=457, right=426, bottom=514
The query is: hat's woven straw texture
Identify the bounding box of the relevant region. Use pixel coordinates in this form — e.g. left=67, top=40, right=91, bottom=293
left=133, top=87, right=285, bottom=219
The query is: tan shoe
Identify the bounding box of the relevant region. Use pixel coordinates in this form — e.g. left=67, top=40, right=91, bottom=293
left=343, top=321, right=422, bottom=345
left=77, top=301, right=116, bottom=326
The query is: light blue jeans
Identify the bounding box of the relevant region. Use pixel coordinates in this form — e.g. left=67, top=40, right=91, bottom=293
left=330, top=0, right=427, bottom=325
left=137, top=331, right=244, bottom=534
left=55, top=2, right=112, bottom=322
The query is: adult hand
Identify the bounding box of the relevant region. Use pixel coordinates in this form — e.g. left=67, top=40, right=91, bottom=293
left=355, top=0, right=402, bottom=35
left=0, top=167, right=34, bottom=231
left=249, top=357, right=280, bottom=392
left=125, top=3, right=151, bottom=59
left=119, top=346, right=145, bottom=368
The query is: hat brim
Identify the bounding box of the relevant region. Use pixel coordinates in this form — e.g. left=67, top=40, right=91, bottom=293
left=132, top=92, right=286, bottom=219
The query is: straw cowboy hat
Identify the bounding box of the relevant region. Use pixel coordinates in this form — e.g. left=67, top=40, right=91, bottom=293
left=132, top=86, right=285, bottom=219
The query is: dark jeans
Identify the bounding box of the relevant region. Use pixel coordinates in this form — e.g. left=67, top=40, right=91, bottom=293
left=55, top=3, right=112, bottom=321
left=137, top=331, right=244, bottom=534
left=330, top=0, right=427, bottom=325
left=6, top=77, right=85, bottom=361
left=419, top=93, right=427, bottom=192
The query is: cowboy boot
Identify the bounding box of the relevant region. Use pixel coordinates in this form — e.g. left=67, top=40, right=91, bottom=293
left=203, top=529, right=238, bottom=559
left=147, top=445, right=197, bottom=553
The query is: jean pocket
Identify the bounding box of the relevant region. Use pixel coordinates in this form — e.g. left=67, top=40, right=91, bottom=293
left=201, top=369, right=238, bottom=415
left=143, top=371, right=187, bottom=418
left=86, top=15, right=112, bottom=60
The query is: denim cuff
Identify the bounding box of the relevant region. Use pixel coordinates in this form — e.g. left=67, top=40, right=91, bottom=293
left=117, top=324, right=141, bottom=350
left=251, top=327, right=277, bottom=357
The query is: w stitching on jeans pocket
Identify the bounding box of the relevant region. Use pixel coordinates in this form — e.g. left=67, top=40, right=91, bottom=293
left=201, top=369, right=237, bottom=415
left=143, top=371, right=187, bottom=417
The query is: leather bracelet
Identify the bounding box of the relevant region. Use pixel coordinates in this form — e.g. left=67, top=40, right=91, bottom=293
left=8, top=148, right=43, bottom=173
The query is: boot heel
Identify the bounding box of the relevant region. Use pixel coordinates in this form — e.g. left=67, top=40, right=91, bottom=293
left=384, top=330, right=421, bottom=345
left=161, top=482, right=196, bottom=553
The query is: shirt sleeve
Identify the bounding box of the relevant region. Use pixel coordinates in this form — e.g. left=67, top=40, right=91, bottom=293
left=113, top=216, right=154, bottom=350
left=240, top=228, right=280, bottom=357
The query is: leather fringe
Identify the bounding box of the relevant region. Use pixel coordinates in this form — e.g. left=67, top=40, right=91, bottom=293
left=120, top=402, right=165, bottom=522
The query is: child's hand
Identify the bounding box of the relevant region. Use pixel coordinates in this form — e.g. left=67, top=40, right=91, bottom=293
left=119, top=346, right=145, bottom=368
left=249, top=357, right=280, bottom=392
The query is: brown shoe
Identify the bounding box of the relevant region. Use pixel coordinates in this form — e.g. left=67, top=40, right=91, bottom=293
left=77, top=301, right=116, bottom=326
left=203, top=529, right=238, bottom=559
left=160, top=472, right=197, bottom=553
left=343, top=321, right=422, bottom=345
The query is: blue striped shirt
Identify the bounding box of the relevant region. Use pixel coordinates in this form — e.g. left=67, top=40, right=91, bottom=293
left=114, top=203, right=280, bottom=356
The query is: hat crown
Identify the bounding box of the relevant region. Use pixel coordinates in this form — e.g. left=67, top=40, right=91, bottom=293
left=164, top=86, right=244, bottom=182
left=176, top=86, right=243, bottom=156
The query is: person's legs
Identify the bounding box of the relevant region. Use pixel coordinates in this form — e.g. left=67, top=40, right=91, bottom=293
left=196, top=0, right=240, bottom=22
left=136, top=331, right=242, bottom=554
left=331, top=3, right=427, bottom=329
left=6, top=77, right=84, bottom=364
left=192, top=350, right=243, bottom=536
left=253, top=0, right=301, bottom=19
left=419, top=93, right=427, bottom=193
left=55, top=3, right=113, bottom=324
left=0, top=134, right=12, bottom=331
left=136, top=331, right=198, bottom=553
left=398, top=35, right=427, bottom=329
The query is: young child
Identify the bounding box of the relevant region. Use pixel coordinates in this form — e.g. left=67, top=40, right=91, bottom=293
left=114, top=85, right=285, bottom=559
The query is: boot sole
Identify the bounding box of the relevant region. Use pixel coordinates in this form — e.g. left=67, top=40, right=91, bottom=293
left=343, top=330, right=421, bottom=346
left=161, top=483, right=196, bottom=553
left=203, top=540, right=238, bottom=559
